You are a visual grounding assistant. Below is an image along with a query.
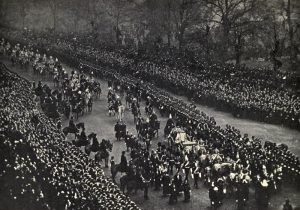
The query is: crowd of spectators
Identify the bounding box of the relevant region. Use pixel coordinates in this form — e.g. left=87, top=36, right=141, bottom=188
left=1, top=28, right=298, bottom=130
left=0, top=63, right=139, bottom=210
left=1, top=29, right=298, bottom=182
left=80, top=59, right=300, bottom=208
left=0, top=29, right=299, bottom=209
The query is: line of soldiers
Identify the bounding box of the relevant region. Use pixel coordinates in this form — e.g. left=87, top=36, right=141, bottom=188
left=0, top=65, right=139, bottom=209
left=81, top=66, right=300, bottom=208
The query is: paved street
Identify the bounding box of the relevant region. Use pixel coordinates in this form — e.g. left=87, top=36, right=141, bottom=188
left=2, top=57, right=300, bottom=210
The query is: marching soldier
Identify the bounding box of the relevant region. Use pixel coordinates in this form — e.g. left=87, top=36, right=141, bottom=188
left=183, top=158, right=191, bottom=180
left=162, top=172, right=171, bottom=196
left=183, top=179, right=191, bottom=202
left=192, top=161, right=200, bottom=189
left=169, top=183, right=178, bottom=204
left=255, top=179, right=270, bottom=210
left=173, top=172, right=182, bottom=195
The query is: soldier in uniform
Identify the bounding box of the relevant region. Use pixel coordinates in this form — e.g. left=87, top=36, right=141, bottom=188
left=183, top=158, right=191, bottom=180
left=209, top=185, right=219, bottom=208
left=154, top=168, right=161, bottom=191
left=162, top=172, right=171, bottom=196
left=173, top=172, right=183, bottom=195
left=192, top=161, right=200, bottom=188
left=183, top=179, right=191, bottom=202
left=255, top=179, right=270, bottom=210
left=169, top=183, right=178, bottom=204
left=168, top=153, right=175, bottom=174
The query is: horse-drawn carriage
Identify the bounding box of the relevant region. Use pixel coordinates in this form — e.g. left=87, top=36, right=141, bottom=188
left=164, top=127, right=198, bottom=153
left=167, top=127, right=189, bottom=144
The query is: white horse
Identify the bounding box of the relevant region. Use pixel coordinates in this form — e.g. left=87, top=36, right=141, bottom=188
left=117, top=105, right=125, bottom=121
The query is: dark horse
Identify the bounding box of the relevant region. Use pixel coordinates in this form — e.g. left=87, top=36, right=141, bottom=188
left=62, top=122, right=85, bottom=137
left=111, top=164, right=129, bottom=181
left=95, top=139, right=113, bottom=167
left=72, top=102, right=84, bottom=119
left=120, top=174, right=146, bottom=195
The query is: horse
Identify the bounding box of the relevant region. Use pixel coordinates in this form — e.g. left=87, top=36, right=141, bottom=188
left=120, top=174, right=145, bottom=195
left=95, top=139, right=113, bottom=167
left=150, top=120, right=160, bottom=138
left=164, top=124, right=174, bottom=137
left=62, top=122, right=85, bottom=137
left=72, top=103, right=84, bottom=119
left=158, top=104, right=166, bottom=117
left=117, top=105, right=125, bottom=121
left=125, top=137, right=142, bottom=152
left=212, top=162, right=232, bottom=177
left=73, top=134, right=89, bottom=147
left=111, top=164, right=129, bottom=181
left=84, top=133, right=100, bottom=156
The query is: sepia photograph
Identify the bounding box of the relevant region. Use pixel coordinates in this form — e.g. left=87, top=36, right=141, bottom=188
left=0, top=0, right=299, bottom=209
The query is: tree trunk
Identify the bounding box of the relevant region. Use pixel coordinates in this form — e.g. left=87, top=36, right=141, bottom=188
left=178, top=26, right=186, bottom=51
left=53, top=13, right=56, bottom=31
left=167, top=31, right=171, bottom=47
left=167, top=0, right=171, bottom=47
left=235, top=33, right=242, bottom=66
left=205, top=25, right=210, bottom=56
left=20, top=1, right=26, bottom=29
left=222, top=21, right=231, bottom=61
left=287, top=0, right=297, bottom=70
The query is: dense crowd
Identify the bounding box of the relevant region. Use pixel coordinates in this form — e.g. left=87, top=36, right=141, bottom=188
left=0, top=38, right=103, bottom=122
left=0, top=31, right=299, bottom=209
left=80, top=60, right=300, bottom=209
left=0, top=63, right=139, bottom=209
left=1, top=28, right=298, bottom=130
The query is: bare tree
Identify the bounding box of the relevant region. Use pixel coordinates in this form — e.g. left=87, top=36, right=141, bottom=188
left=0, top=0, right=9, bottom=26
left=49, top=0, right=59, bottom=31
left=282, top=0, right=300, bottom=68
left=172, top=0, right=202, bottom=50
left=103, top=0, right=135, bottom=44
left=161, top=0, right=173, bottom=46
left=69, top=0, right=84, bottom=33
left=206, top=0, right=260, bottom=60
left=19, top=0, right=27, bottom=29
left=86, top=0, right=106, bottom=41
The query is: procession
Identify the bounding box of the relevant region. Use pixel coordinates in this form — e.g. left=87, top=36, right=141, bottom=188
left=1, top=0, right=300, bottom=209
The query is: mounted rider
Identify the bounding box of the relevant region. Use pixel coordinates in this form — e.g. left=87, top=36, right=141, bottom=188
left=68, top=116, right=77, bottom=133
left=120, top=151, right=128, bottom=173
